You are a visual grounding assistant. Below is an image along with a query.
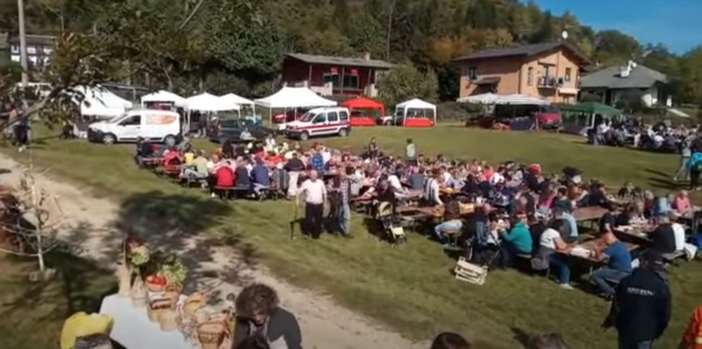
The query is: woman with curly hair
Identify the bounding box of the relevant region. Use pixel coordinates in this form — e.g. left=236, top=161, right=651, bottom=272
left=232, top=283, right=302, bottom=349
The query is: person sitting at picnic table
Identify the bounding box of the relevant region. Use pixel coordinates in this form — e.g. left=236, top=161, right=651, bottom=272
left=615, top=204, right=638, bottom=227
left=588, top=182, right=610, bottom=208
left=181, top=150, right=209, bottom=180
left=673, top=190, right=692, bottom=217
left=209, top=159, right=235, bottom=197
left=434, top=197, right=463, bottom=247
left=599, top=204, right=617, bottom=234
left=240, top=128, right=254, bottom=141
left=538, top=219, right=573, bottom=289
left=162, top=147, right=182, bottom=167
left=590, top=231, right=633, bottom=299
left=235, top=159, right=252, bottom=189
left=652, top=194, right=673, bottom=218
left=251, top=158, right=271, bottom=196
left=650, top=215, right=679, bottom=255
left=618, top=181, right=636, bottom=200
left=407, top=167, right=426, bottom=191
left=423, top=169, right=443, bottom=206
left=551, top=187, right=572, bottom=212
left=552, top=207, right=578, bottom=243
left=498, top=215, right=533, bottom=267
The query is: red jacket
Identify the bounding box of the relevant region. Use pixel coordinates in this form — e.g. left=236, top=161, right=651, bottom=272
left=681, top=304, right=702, bottom=349
left=214, top=166, right=235, bottom=187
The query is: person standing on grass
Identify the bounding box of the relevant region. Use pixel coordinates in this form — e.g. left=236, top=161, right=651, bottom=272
left=674, top=134, right=694, bottom=182
left=688, top=148, right=702, bottom=190
left=430, top=332, right=471, bottom=349
left=602, top=250, right=671, bottom=349
left=298, top=169, right=326, bottom=239
left=406, top=138, right=416, bottom=165
left=368, top=137, right=379, bottom=159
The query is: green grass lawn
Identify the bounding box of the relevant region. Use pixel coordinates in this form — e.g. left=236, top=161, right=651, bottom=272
left=5, top=126, right=701, bottom=349
left=0, top=252, right=117, bottom=349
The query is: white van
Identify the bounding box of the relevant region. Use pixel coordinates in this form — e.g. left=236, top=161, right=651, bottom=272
left=284, top=107, right=351, bottom=141
left=87, top=109, right=181, bottom=146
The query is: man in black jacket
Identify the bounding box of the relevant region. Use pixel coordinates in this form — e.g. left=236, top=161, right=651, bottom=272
left=602, top=250, right=671, bottom=349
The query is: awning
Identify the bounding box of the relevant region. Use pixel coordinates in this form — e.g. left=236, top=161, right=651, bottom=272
left=475, top=77, right=501, bottom=85
left=558, top=87, right=579, bottom=95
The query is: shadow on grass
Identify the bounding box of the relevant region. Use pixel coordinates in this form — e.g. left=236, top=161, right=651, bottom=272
left=0, top=250, right=116, bottom=321
left=61, top=190, right=260, bottom=303
left=645, top=168, right=682, bottom=190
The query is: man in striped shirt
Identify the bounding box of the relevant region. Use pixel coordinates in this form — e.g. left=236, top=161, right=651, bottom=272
left=423, top=169, right=443, bottom=206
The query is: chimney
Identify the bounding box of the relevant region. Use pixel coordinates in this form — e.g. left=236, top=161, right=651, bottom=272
left=363, top=52, right=370, bottom=61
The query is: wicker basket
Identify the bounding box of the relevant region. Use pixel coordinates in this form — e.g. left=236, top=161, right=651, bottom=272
left=183, top=293, right=206, bottom=320
left=130, top=277, right=147, bottom=308
left=163, top=284, right=182, bottom=306
left=147, top=298, right=173, bottom=323
left=196, top=321, right=227, bottom=349
left=158, top=309, right=178, bottom=331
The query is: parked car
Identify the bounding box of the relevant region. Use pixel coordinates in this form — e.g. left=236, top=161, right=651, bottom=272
left=493, top=104, right=562, bottom=129
left=208, top=118, right=272, bottom=144
left=87, top=109, right=181, bottom=146
left=285, top=107, right=351, bottom=140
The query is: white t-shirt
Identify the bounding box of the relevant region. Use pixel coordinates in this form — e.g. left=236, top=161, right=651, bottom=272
left=442, top=172, right=451, bottom=185
left=388, top=175, right=403, bottom=190
left=540, top=228, right=561, bottom=249
left=299, top=179, right=326, bottom=205
left=489, top=172, right=505, bottom=185
left=672, top=222, right=685, bottom=251
left=322, top=151, right=331, bottom=164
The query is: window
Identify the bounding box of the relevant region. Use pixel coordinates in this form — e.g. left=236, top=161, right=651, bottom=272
left=27, top=46, right=36, bottom=54
left=527, top=67, right=534, bottom=86
left=339, top=110, right=349, bottom=121
left=565, top=68, right=572, bottom=82
left=468, top=67, right=477, bottom=80
left=220, top=119, right=239, bottom=129
left=10, top=45, right=18, bottom=53
left=322, top=74, right=340, bottom=87
left=327, top=111, right=339, bottom=122
left=119, top=115, right=141, bottom=126
left=312, top=113, right=327, bottom=124
left=43, top=47, right=53, bottom=54
left=342, top=75, right=359, bottom=89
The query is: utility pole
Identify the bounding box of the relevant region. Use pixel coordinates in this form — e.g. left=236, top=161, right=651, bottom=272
left=17, top=0, right=29, bottom=87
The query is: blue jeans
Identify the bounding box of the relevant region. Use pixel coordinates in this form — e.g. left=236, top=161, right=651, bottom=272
left=337, top=202, right=351, bottom=235
left=591, top=268, right=629, bottom=297
left=253, top=183, right=269, bottom=195
left=618, top=338, right=653, bottom=349
left=549, top=254, right=571, bottom=284
left=434, top=220, right=463, bottom=241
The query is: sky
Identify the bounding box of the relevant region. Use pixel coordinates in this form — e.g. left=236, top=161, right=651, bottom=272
left=530, top=0, right=700, bottom=53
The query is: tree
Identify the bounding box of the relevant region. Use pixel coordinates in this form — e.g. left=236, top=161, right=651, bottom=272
left=594, top=30, right=642, bottom=66
left=376, top=63, right=438, bottom=107
left=680, top=47, right=702, bottom=105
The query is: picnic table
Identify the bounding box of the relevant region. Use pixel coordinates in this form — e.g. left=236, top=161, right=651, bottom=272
left=615, top=224, right=654, bottom=242
left=572, top=206, right=607, bottom=222
left=562, top=237, right=639, bottom=272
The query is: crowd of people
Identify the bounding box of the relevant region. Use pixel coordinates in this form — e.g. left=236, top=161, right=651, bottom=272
left=134, top=134, right=702, bottom=349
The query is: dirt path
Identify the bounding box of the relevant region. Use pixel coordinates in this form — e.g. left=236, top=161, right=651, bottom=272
left=0, top=154, right=425, bottom=349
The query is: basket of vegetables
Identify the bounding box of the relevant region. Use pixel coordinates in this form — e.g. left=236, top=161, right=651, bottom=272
left=161, top=254, right=188, bottom=288
left=145, top=274, right=168, bottom=293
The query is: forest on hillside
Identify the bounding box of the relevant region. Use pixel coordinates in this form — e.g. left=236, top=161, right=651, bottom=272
left=0, top=0, right=701, bottom=106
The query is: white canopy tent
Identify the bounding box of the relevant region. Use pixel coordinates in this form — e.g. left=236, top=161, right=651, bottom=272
left=75, top=86, right=133, bottom=119
left=254, top=87, right=337, bottom=124
left=220, top=93, right=256, bottom=119
left=141, top=90, right=186, bottom=107
left=494, top=94, right=550, bottom=106
left=456, top=93, right=499, bottom=104
left=185, top=92, right=241, bottom=112
left=394, top=98, right=437, bottom=125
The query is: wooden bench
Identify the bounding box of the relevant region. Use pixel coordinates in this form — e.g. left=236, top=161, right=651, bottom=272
left=662, top=250, right=685, bottom=263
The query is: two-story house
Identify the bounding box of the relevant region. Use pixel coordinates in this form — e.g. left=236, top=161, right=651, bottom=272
left=281, top=53, right=394, bottom=98
left=453, top=42, right=591, bottom=104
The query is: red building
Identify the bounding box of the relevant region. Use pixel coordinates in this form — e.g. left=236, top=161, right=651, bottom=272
left=281, top=53, right=394, bottom=97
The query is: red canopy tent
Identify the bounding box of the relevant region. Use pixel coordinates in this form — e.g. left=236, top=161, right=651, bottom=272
left=341, top=97, right=385, bottom=127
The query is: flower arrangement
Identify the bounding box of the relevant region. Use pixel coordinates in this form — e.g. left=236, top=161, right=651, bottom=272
left=125, top=235, right=150, bottom=269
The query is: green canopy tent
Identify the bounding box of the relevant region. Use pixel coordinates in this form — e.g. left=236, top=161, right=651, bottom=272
left=561, top=102, right=622, bottom=135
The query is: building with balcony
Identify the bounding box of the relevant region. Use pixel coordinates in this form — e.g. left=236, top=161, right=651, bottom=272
left=281, top=53, right=394, bottom=98
left=453, top=42, right=591, bottom=104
